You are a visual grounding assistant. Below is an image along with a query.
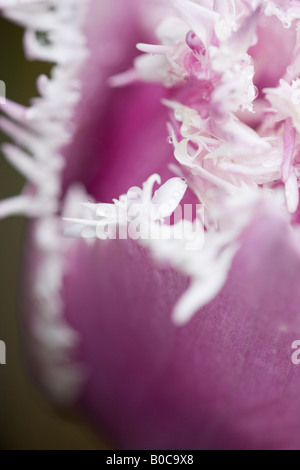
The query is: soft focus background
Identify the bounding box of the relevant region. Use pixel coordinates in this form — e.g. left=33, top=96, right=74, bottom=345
left=0, top=17, right=109, bottom=450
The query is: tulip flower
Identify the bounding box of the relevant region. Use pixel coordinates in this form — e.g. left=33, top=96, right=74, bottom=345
left=2, top=0, right=300, bottom=450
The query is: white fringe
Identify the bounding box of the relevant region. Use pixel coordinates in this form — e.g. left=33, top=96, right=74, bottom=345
left=0, top=0, right=90, bottom=404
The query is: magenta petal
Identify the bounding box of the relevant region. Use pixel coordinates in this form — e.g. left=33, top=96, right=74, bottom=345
left=248, top=14, right=295, bottom=94
left=63, top=207, right=300, bottom=450
left=61, top=0, right=173, bottom=202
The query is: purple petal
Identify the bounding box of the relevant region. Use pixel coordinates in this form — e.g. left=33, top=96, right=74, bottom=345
left=61, top=0, right=174, bottom=202
left=62, top=207, right=300, bottom=449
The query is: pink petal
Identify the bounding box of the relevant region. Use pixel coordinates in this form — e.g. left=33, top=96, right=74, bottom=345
left=248, top=14, right=296, bottom=96
left=60, top=206, right=300, bottom=449
left=61, top=0, right=174, bottom=202
left=282, top=118, right=296, bottom=183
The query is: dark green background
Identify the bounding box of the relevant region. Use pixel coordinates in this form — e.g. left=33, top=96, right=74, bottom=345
left=0, top=17, right=108, bottom=450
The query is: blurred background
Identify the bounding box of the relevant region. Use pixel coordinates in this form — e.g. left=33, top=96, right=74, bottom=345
left=0, top=16, right=109, bottom=450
